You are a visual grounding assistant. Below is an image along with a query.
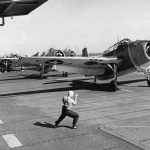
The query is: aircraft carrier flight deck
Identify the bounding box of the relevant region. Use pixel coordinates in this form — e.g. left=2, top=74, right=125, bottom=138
left=0, top=70, right=149, bottom=150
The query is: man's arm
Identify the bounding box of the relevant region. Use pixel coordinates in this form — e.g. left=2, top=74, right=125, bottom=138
left=72, top=94, right=78, bottom=105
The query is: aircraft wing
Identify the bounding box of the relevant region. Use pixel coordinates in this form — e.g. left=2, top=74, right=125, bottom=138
left=19, top=56, right=122, bottom=76
left=0, top=0, right=48, bottom=17
left=0, top=58, right=18, bottom=64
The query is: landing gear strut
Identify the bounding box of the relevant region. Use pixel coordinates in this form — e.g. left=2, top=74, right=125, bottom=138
left=40, top=64, right=44, bottom=79
left=145, top=66, right=150, bottom=87
left=94, top=76, right=97, bottom=83
left=4, top=62, right=8, bottom=73
left=94, top=63, right=119, bottom=91
left=108, top=63, right=118, bottom=91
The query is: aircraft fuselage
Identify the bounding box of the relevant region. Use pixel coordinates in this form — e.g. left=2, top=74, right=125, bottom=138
left=101, top=39, right=150, bottom=79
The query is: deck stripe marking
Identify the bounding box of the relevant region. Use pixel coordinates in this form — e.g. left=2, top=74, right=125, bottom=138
left=56, top=76, right=90, bottom=81
left=2, top=134, right=22, bottom=148
left=0, top=119, right=4, bottom=124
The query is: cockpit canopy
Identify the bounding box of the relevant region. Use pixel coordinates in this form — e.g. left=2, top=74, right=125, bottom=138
left=103, top=38, right=131, bottom=55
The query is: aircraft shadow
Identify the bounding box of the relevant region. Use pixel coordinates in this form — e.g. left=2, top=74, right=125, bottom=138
left=24, top=73, right=68, bottom=79
left=0, top=78, right=147, bottom=97
left=70, top=80, right=114, bottom=91
left=0, top=74, right=44, bottom=81
left=0, top=73, right=75, bottom=81
left=118, top=78, right=146, bottom=85
left=0, top=77, right=27, bottom=82
left=43, top=78, right=93, bottom=85
left=34, top=122, right=72, bottom=129
left=0, top=80, right=117, bottom=97
left=22, top=72, right=75, bottom=79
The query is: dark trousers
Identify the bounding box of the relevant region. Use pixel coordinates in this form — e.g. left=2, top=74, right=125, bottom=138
left=55, top=106, right=79, bottom=127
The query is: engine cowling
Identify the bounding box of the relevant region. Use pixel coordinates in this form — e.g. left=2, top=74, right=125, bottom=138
left=54, top=50, right=65, bottom=57
left=128, top=41, right=150, bottom=70
left=44, top=49, right=65, bottom=57
left=63, top=49, right=76, bottom=57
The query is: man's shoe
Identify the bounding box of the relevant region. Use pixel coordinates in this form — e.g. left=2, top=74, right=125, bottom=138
left=72, top=126, right=78, bottom=129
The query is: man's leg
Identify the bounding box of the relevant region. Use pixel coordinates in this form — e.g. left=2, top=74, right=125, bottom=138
left=55, top=108, right=66, bottom=127
left=66, top=110, right=79, bottom=129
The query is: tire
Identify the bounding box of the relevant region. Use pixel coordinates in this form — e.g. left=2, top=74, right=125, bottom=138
left=64, top=72, right=68, bottom=77
left=147, top=78, right=150, bottom=87
left=63, top=72, right=68, bottom=77
left=110, top=80, right=118, bottom=91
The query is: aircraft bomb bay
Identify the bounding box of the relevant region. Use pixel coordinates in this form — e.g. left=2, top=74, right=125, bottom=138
left=0, top=70, right=149, bottom=150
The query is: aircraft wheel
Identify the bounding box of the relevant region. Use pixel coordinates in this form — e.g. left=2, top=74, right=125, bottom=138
left=64, top=72, right=68, bottom=77
left=63, top=72, right=68, bottom=77
left=147, top=78, right=150, bottom=87
left=110, top=80, right=118, bottom=91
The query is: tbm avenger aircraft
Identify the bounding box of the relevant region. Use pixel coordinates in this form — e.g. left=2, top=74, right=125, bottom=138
left=16, top=38, right=150, bottom=91
left=19, top=39, right=150, bottom=91
left=0, top=0, right=48, bottom=26
left=16, top=49, right=76, bottom=78
left=0, top=49, right=76, bottom=76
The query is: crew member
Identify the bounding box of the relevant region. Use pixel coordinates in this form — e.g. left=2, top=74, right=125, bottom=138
left=54, top=90, right=79, bottom=129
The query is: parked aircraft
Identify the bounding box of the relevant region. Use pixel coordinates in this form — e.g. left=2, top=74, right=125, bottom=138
left=63, top=49, right=76, bottom=57
left=0, top=49, right=76, bottom=77
left=17, top=38, right=150, bottom=91
left=33, top=49, right=65, bottom=78
left=0, top=57, right=18, bottom=72
left=15, top=49, right=75, bottom=78
left=0, top=0, right=48, bottom=26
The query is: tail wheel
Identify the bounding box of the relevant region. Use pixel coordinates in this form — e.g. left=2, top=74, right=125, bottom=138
left=147, top=78, right=150, bottom=86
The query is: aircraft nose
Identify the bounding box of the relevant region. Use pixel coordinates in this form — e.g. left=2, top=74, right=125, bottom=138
left=55, top=50, right=64, bottom=57
left=145, top=42, right=150, bottom=58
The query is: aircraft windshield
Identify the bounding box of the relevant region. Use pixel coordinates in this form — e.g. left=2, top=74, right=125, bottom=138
left=103, top=38, right=131, bottom=55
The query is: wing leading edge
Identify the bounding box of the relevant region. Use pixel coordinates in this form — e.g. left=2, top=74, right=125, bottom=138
left=19, top=56, right=120, bottom=66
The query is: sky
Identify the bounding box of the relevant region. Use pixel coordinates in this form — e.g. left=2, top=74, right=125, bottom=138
left=1, top=0, right=150, bottom=56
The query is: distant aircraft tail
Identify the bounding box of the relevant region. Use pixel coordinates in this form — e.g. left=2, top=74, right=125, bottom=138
left=82, top=48, right=88, bottom=57
left=32, top=52, right=39, bottom=57
left=14, top=54, right=22, bottom=59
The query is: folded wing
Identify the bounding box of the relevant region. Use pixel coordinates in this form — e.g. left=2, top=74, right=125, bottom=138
left=0, top=0, right=48, bottom=17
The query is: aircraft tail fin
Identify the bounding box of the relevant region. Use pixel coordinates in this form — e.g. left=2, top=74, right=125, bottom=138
left=82, top=48, right=88, bottom=57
